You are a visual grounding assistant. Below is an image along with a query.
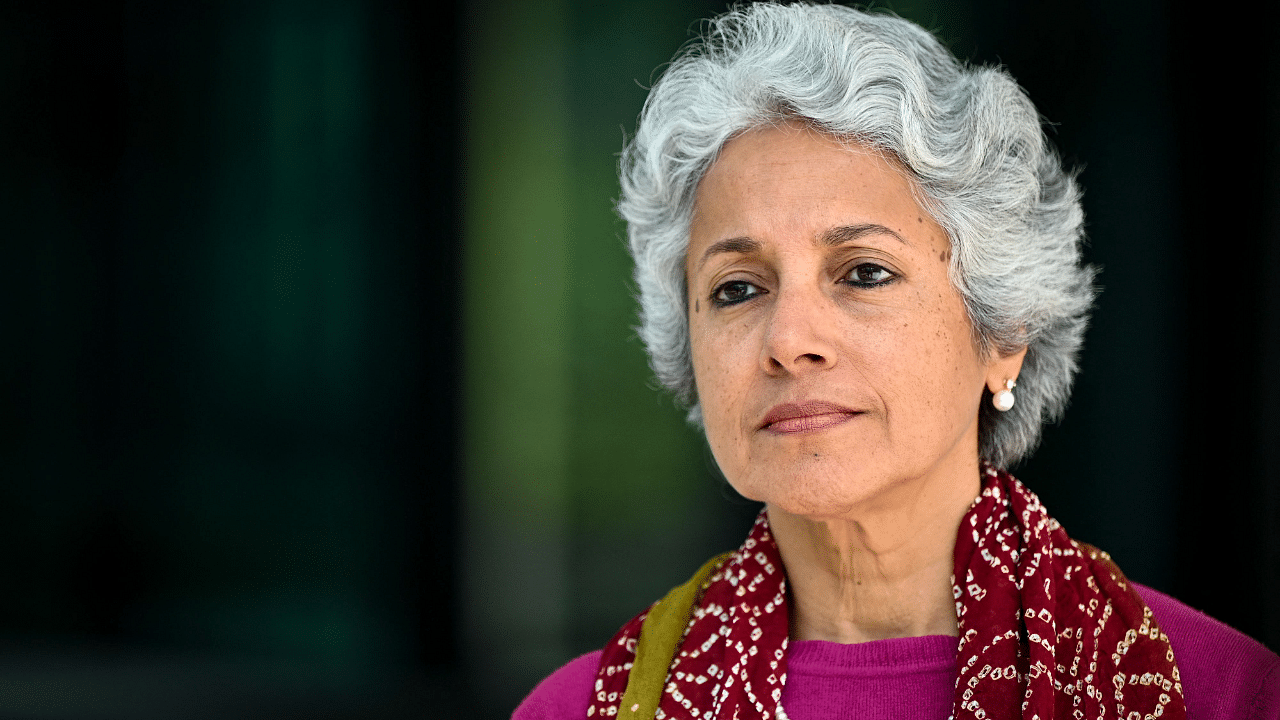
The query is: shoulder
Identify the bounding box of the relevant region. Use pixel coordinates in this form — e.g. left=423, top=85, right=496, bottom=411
left=512, top=650, right=602, bottom=720
left=1133, top=582, right=1280, bottom=720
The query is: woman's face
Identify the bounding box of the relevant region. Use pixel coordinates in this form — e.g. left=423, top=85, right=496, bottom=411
left=687, top=122, right=1023, bottom=519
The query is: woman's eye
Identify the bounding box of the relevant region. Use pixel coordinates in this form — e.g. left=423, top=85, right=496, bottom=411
left=845, top=263, right=896, bottom=287
left=712, top=280, right=764, bottom=306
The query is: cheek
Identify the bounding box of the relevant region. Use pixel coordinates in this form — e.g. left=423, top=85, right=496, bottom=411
left=864, top=299, right=983, bottom=415
left=903, top=310, right=986, bottom=421
left=690, top=309, right=747, bottom=383
left=689, top=321, right=755, bottom=450
left=691, top=328, right=738, bottom=417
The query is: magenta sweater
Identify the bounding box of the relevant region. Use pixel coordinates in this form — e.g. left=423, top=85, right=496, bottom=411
left=514, top=584, right=1280, bottom=719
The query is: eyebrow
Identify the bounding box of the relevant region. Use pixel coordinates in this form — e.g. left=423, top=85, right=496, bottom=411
left=696, top=236, right=761, bottom=270
left=696, top=223, right=908, bottom=270
left=820, top=223, right=908, bottom=247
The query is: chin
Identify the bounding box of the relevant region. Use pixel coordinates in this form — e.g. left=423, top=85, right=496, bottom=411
left=730, top=460, right=889, bottom=520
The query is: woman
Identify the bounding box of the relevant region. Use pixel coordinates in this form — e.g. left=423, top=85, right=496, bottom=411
left=515, top=4, right=1280, bottom=719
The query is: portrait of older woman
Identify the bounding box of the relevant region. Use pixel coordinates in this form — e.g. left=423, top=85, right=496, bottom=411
left=512, top=4, right=1280, bottom=719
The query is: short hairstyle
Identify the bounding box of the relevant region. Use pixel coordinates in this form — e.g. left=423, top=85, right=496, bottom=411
left=619, top=3, right=1095, bottom=468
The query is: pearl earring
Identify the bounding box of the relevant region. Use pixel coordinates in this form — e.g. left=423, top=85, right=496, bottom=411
left=993, top=379, right=1016, bottom=412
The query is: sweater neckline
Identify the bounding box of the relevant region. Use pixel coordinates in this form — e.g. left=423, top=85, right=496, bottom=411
left=787, top=634, right=957, bottom=671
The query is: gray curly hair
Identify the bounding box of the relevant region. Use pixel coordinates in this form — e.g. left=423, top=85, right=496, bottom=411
left=619, top=3, right=1095, bottom=468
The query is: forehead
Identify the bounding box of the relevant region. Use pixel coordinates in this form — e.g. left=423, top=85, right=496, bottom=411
left=690, top=123, right=933, bottom=252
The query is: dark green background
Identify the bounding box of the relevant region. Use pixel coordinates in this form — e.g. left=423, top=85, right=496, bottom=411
left=2, top=1, right=1276, bottom=717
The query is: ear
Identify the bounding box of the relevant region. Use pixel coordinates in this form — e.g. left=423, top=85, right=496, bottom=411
left=985, top=345, right=1028, bottom=394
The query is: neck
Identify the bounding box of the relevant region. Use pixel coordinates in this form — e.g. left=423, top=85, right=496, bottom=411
left=768, top=456, right=981, bottom=644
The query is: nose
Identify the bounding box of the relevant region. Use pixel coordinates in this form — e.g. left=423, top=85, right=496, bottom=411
left=760, top=283, right=838, bottom=376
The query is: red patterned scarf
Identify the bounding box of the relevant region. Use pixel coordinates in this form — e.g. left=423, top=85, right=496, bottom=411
left=591, top=467, right=1186, bottom=719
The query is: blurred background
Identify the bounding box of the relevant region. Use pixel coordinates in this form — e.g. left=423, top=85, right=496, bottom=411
left=1, top=0, right=1276, bottom=717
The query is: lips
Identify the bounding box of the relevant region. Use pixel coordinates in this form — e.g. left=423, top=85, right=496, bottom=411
left=760, top=401, right=860, bottom=434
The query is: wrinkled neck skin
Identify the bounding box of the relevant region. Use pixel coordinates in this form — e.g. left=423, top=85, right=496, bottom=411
left=767, top=454, right=981, bottom=645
